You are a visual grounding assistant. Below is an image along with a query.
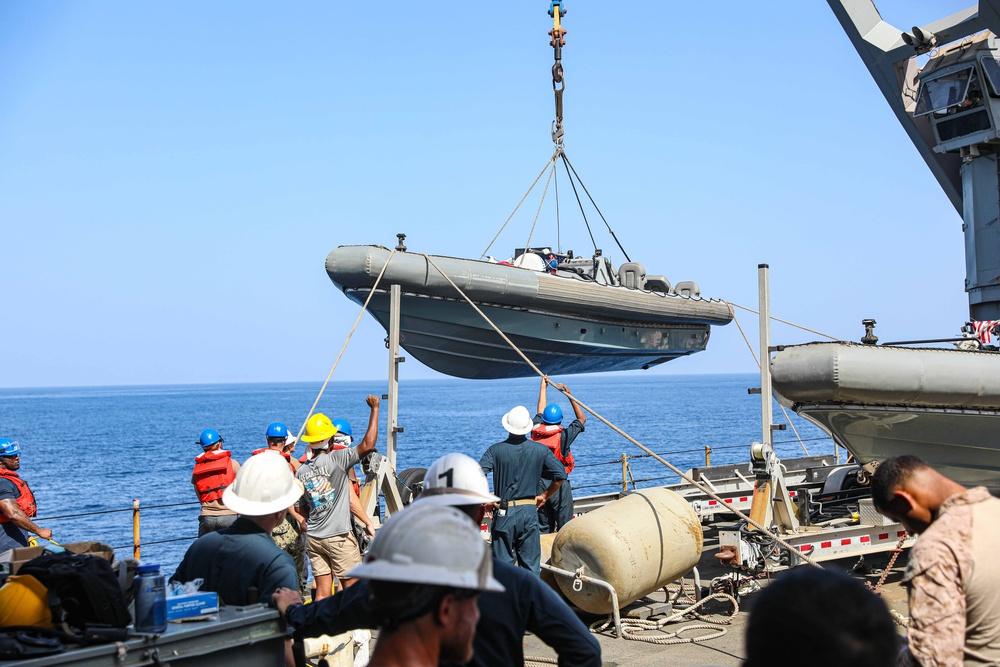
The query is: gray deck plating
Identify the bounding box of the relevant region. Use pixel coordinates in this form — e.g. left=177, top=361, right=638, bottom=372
left=524, top=526, right=910, bottom=666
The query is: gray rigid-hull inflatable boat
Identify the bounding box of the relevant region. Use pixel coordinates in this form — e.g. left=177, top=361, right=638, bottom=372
left=325, top=245, right=732, bottom=379
left=771, top=341, right=1000, bottom=491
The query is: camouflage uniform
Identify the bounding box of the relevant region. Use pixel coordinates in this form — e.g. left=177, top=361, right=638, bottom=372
left=900, top=487, right=1000, bottom=667
left=271, top=516, right=306, bottom=595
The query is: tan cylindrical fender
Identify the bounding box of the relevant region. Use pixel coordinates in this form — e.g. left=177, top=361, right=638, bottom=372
left=551, top=488, right=702, bottom=614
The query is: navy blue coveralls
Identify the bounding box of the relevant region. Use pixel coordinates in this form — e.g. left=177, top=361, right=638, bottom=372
left=171, top=517, right=298, bottom=606
left=532, top=414, right=585, bottom=533
left=284, top=557, right=602, bottom=667
left=480, top=435, right=566, bottom=574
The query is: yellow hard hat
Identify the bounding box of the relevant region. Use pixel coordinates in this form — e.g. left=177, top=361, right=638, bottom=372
left=0, top=574, right=52, bottom=628
left=301, top=413, right=338, bottom=443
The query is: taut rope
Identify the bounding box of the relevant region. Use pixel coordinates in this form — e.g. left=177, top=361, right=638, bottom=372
left=420, top=252, right=822, bottom=568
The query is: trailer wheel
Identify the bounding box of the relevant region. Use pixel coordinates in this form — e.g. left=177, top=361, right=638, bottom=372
left=396, top=467, right=427, bottom=506
left=820, top=464, right=863, bottom=494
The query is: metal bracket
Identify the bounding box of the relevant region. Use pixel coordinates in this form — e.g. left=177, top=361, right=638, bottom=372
left=541, top=562, right=623, bottom=639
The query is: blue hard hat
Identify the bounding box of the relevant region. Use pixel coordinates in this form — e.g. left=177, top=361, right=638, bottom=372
left=266, top=422, right=288, bottom=439
left=196, top=429, right=223, bottom=448
left=331, top=418, right=352, bottom=438
left=0, top=438, right=21, bottom=457
left=542, top=404, right=563, bottom=424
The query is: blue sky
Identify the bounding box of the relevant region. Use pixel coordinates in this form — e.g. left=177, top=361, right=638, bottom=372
left=1, top=1, right=975, bottom=387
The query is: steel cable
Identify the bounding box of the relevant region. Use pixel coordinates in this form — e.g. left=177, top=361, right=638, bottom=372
left=559, top=152, right=630, bottom=262
left=557, top=153, right=599, bottom=256
left=480, top=153, right=558, bottom=260
left=521, top=162, right=557, bottom=259
left=113, top=535, right=195, bottom=550
left=727, top=301, right=839, bottom=340
left=37, top=499, right=201, bottom=521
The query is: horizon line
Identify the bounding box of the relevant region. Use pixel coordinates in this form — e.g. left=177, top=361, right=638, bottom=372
left=0, top=370, right=760, bottom=392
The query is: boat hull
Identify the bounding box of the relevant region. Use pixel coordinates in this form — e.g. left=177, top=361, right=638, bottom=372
left=343, top=288, right=709, bottom=379
left=794, top=404, right=1000, bottom=491
left=771, top=342, right=1000, bottom=490
left=327, top=245, right=731, bottom=379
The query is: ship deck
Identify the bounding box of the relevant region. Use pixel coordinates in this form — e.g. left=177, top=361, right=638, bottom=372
left=523, top=523, right=910, bottom=666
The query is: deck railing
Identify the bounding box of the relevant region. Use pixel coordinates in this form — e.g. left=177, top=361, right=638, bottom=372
left=35, top=499, right=201, bottom=559
left=31, top=436, right=837, bottom=557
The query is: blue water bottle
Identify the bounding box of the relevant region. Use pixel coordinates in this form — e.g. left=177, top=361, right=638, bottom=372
left=134, top=564, right=167, bottom=633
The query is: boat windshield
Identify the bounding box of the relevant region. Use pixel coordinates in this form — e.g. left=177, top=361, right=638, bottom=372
left=915, top=66, right=974, bottom=117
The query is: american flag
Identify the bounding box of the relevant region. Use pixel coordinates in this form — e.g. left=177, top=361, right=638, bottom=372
left=969, top=320, right=1000, bottom=344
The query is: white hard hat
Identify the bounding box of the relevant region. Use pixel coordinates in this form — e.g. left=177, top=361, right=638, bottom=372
left=348, top=504, right=504, bottom=593
left=417, top=453, right=499, bottom=506
left=222, top=450, right=305, bottom=516
left=501, top=405, right=533, bottom=436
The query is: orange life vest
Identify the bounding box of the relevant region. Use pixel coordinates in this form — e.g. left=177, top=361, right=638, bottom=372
left=0, top=468, right=37, bottom=521
left=193, top=450, right=236, bottom=503
left=531, top=424, right=575, bottom=475
left=251, top=447, right=297, bottom=472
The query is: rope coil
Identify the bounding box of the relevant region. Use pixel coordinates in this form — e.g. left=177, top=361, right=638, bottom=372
left=589, top=591, right=739, bottom=646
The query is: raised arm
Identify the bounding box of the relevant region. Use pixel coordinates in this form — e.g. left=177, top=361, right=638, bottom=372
left=356, top=394, right=380, bottom=458
left=537, top=375, right=549, bottom=415
left=557, top=383, right=586, bottom=425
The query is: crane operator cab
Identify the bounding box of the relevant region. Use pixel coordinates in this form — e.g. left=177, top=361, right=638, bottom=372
left=914, top=33, right=1000, bottom=154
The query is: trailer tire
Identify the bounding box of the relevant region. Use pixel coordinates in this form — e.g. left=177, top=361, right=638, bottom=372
left=396, top=467, right=427, bottom=506
left=821, top=464, right=863, bottom=494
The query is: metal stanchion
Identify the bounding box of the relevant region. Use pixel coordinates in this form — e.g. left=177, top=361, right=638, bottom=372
left=132, top=498, right=141, bottom=559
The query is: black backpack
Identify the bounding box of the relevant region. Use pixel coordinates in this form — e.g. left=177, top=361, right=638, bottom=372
left=18, top=552, right=131, bottom=631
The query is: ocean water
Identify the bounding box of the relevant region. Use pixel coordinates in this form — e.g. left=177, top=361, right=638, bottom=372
left=0, top=374, right=835, bottom=574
